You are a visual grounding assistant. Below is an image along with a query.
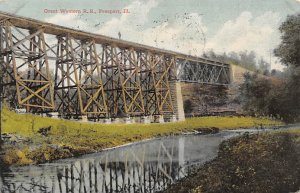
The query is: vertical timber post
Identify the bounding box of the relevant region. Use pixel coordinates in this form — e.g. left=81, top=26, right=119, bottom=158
left=0, top=63, right=2, bottom=145
left=0, top=24, right=3, bottom=144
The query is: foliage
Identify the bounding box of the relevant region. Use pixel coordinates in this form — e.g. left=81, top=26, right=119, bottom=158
left=203, top=50, right=271, bottom=74
left=2, top=148, right=32, bottom=166
left=239, top=13, right=300, bottom=123
left=239, top=73, right=273, bottom=116
left=274, top=14, right=300, bottom=67
left=274, top=14, right=300, bottom=122
left=239, top=72, right=300, bottom=122
left=183, top=99, right=193, bottom=114
left=277, top=67, right=300, bottom=122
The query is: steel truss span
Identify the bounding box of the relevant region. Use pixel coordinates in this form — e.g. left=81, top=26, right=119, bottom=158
left=0, top=12, right=231, bottom=120
left=177, top=59, right=230, bottom=85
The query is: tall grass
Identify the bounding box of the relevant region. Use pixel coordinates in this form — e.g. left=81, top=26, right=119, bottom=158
left=2, top=108, right=282, bottom=148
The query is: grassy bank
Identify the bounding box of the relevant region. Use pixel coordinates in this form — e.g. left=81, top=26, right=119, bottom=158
left=1, top=108, right=283, bottom=166
left=163, top=129, right=300, bottom=193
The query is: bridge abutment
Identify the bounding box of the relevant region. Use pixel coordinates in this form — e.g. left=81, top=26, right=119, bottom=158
left=152, top=115, right=164, bottom=123
left=125, top=117, right=135, bottom=124
left=104, top=118, right=112, bottom=124
left=141, top=116, right=151, bottom=124
left=170, top=81, right=186, bottom=121
left=170, top=115, right=177, bottom=122
left=81, top=116, right=88, bottom=122
left=112, top=118, right=121, bottom=124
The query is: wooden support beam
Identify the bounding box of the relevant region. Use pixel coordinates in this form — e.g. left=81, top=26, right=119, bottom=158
left=0, top=11, right=231, bottom=119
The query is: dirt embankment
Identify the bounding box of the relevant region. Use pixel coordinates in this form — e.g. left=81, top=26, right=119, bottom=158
left=163, top=131, right=300, bottom=193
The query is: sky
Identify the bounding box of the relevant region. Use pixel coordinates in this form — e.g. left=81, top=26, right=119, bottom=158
left=0, top=0, right=299, bottom=70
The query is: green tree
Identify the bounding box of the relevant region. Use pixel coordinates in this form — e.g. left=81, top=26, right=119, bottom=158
left=274, top=14, right=300, bottom=67
left=239, top=73, right=273, bottom=116
left=274, top=14, right=300, bottom=122
left=240, top=14, right=300, bottom=122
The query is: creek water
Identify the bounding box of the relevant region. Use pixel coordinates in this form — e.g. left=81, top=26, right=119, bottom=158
left=0, top=129, right=277, bottom=193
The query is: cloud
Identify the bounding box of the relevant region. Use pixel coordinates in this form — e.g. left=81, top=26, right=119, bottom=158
left=44, top=3, right=283, bottom=70
left=206, top=11, right=283, bottom=70
left=97, top=0, right=207, bottom=56
left=45, top=13, right=89, bottom=31
left=97, top=0, right=160, bottom=38
left=143, top=13, right=207, bottom=56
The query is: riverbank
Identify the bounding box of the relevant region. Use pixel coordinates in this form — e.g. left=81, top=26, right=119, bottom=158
left=162, top=129, right=300, bottom=193
left=0, top=108, right=283, bottom=166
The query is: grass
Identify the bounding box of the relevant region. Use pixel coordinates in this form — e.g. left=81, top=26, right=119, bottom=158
left=1, top=108, right=283, bottom=165
left=285, top=128, right=300, bottom=134
left=279, top=128, right=300, bottom=143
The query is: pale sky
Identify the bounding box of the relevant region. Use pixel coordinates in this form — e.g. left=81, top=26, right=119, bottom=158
left=0, top=0, right=299, bottom=70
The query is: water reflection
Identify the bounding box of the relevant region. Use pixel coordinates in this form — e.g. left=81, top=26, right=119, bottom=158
left=0, top=132, right=237, bottom=193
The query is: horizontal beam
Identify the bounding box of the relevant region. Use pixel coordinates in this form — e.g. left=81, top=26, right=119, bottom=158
left=177, top=80, right=229, bottom=86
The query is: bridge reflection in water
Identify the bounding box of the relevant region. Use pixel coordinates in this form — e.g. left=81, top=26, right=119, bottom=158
left=0, top=133, right=232, bottom=193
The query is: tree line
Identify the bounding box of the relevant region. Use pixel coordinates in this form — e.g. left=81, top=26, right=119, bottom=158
left=202, top=49, right=276, bottom=76
left=238, top=13, right=300, bottom=123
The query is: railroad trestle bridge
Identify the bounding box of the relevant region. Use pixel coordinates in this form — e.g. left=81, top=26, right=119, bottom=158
left=0, top=12, right=231, bottom=123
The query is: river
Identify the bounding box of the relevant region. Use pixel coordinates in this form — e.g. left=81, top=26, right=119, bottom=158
left=0, top=128, right=292, bottom=193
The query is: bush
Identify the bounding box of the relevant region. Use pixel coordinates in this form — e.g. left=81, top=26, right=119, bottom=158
left=184, top=99, right=193, bottom=114
left=239, top=72, right=300, bottom=123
